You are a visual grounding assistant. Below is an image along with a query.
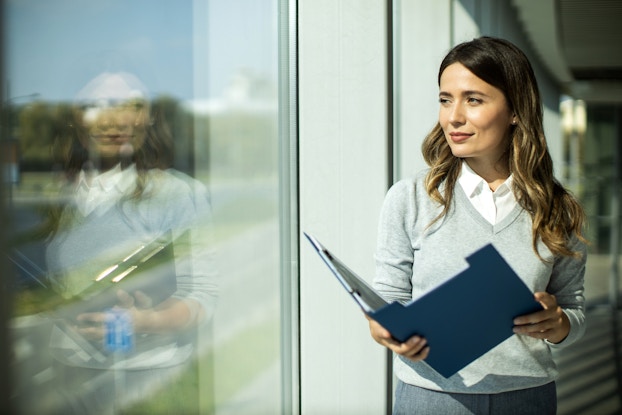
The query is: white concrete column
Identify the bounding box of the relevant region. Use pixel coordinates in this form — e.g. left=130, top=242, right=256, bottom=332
left=299, top=0, right=390, bottom=413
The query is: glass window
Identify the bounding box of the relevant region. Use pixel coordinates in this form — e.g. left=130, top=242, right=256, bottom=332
left=570, top=103, right=622, bottom=305
left=2, top=1, right=294, bottom=413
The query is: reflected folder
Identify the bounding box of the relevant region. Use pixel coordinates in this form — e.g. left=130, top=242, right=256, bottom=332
left=55, top=232, right=178, bottom=318
left=48, top=233, right=180, bottom=358
left=304, top=232, right=542, bottom=378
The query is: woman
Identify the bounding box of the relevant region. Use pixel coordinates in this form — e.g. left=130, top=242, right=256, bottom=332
left=369, top=37, right=587, bottom=414
left=39, top=72, right=217, bottom=414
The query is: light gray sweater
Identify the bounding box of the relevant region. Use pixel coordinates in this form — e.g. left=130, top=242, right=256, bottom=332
left=46, top=167, right=218, bottom=369
left=373, top=171, right=586, bottom=393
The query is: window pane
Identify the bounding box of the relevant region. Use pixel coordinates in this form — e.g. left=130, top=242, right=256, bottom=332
left=2, top=1, right=289, bottom=413
left=574, top=104, right=622, bottom=304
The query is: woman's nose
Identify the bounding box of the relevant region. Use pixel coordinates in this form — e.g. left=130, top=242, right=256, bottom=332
left=449, top=103, right=465, bottom=124
left=95, top=117, right=132, bottom=134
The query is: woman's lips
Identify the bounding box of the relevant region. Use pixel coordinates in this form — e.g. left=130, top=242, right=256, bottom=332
left=449, top=132, right=472, bottom=143
left=92, top=134, right=133, bottom=144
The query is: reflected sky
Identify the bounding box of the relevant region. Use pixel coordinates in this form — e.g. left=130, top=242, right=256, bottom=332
left=5, top=0, right=276, bottom=102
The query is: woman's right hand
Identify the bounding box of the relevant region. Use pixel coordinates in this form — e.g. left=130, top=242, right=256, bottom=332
left=367, top=315, right=430, bottom=362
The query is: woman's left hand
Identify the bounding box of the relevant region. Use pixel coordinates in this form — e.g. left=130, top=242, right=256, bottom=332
left=74, top=290, right=155, bottom=340
left=512, top=292, right=570, bottom=344
left=76, top=289, right=198, bottom=341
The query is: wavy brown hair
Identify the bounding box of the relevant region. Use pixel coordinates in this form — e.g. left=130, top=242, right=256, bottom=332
left=422, top=36, right=586, bottom=259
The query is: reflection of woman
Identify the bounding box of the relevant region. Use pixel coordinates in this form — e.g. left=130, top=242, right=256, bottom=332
left=369, top=37, right=586, bottom=414
left=43, top=72, right=217, bottom=413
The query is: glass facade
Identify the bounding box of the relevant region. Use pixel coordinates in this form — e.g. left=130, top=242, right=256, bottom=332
left=571, top=103, right=622, bottom=306
left=2, top=1, right=621, bottom=414
left=2, top=1, right=294, bottom=413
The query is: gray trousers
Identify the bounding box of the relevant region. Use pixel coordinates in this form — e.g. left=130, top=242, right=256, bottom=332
left=393, top=380, right=556, bottom=415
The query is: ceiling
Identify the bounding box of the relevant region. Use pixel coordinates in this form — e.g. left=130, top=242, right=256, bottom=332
left=512, top=0, right=622, bottom=103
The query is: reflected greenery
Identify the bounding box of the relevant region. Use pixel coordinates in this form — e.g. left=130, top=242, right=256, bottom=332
left=123, top=317, right=279, bottom=414
left=7, top=97, right=277, bottom=181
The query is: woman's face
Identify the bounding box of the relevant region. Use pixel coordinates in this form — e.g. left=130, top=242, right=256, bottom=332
left=81, top=99, right=148, bottom=161
left=438, top=63, right=514, bottom=169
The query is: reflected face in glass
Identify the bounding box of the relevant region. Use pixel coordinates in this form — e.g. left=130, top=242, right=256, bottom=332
left=81, top=99, right=149, bottom=161
left=438, top=63, right=514, bottom=166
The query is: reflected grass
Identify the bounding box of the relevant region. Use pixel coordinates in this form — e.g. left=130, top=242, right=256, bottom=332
left=212, top=195, right=277, bottom=243
left=122, top=317, right=280, bottom=414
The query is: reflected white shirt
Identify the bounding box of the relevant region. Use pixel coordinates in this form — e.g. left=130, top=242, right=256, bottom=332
left=75, top=164, right=136, bottom=216
left=457, top=161, right=516, bottom=225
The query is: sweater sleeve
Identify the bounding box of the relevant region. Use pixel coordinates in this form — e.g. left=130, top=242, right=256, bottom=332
left=546, top=236, right=587, bottom=348
left=149, top=170, right=219, bottom=324
left=373, top=179, right=416, bottom=304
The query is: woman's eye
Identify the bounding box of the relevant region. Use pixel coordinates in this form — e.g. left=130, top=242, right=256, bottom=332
left=439, top=98, right=450, bottom=104
left=467, top=97, right=482, bottom=104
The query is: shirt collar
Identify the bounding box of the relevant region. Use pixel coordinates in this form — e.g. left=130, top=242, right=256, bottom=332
left=458, top=161, right=513, bottom=197
left=77, top=163, right=137, bottom=194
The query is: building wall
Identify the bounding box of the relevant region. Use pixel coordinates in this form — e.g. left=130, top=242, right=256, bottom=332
left=298, top=0, right=390, bottom=413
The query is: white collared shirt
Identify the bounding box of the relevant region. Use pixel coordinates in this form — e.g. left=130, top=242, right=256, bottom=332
left=457, top=161, right=517, bottom=225
left=75, top=164, right=137, bottom=216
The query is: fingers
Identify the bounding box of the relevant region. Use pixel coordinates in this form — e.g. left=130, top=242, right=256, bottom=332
left=512, top=292, right=570, bottom=344
left=382, top=335, right=429, bottom=362
left=134, top=290, right=153, bottom=308
left=513, top=292, right=556, bottom=326
left=76, top=312, right=107, bottom=325
left=116, top=289, right=153, bottom=309
left=512, top=321, right=554, bottom=339
left=75, top=312, right=107, bottom=340
left=368, top=318, right=429, bottom=362
left=116, top=289, right=135, bottom=308
left=394, top=336, right=430, bottom=361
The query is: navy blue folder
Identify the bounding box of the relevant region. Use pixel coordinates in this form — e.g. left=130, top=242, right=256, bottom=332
left=304, top=232, right=542, bottom=378
left=53, top=232, right=178, bottom=319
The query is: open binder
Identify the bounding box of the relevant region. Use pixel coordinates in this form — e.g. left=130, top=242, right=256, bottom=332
left=45, top=232, right=180, bottom=358
left=304, top=232, right=542, bottom=378
left=53, top=232, right=178, bottom=319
